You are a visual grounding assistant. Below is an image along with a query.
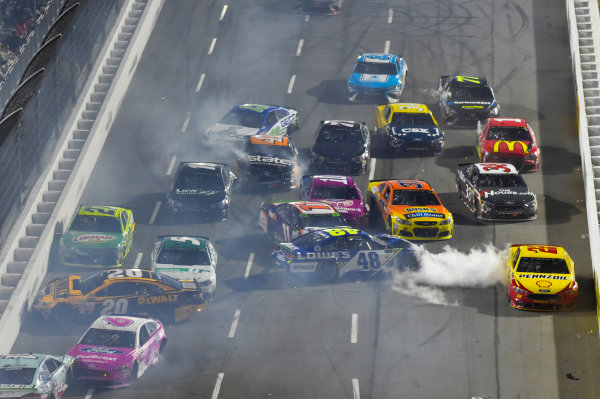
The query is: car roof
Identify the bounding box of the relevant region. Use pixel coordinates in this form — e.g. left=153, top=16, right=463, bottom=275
left=451, top=75, right=488, bottom=86
left=235, top=103, right=279, bottom=114
left=516, top=245, right=567, bottom=259
left=311, top=175, right=355, bottom=186
left=159, top=236, right=208, bottom=249
left=179, top=162, right=224, bottom=171
left=321, top=120, right=360, bottom=128
left=474, top=163, right=519, bottom=175
left=387, top=180, right=433, bottom=191
left=0, top=354, right=48, bottom=368
left=89, top=315, right=153, bottom=332
left=288, top=201, right=338, bottom=215
left=358, top=53, right=401, bottom=63
left=487, top=118, right=527, bottom=127
left=78, top=205, right=124, bottom=217
left=249, top=135, right=290, bottom=146
left=388, top=103, right=431, bottom=114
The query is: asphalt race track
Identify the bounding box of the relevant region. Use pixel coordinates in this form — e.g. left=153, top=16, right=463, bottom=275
left=10, top=1, right=600, bottom=398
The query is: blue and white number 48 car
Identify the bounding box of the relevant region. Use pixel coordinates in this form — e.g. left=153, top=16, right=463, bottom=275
left=272, top=227, right=417, bottom=280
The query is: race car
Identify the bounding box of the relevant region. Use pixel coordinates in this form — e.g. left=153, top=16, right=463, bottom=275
left=203, top=103, right=299, bottom=146
left=233, top=135, right=298, bottom=189
left=375, top=103, right=444, bottom=155
left=300, top=175, right=368, bottom=227
left=259, top=201, right=349, bottom=242
left=439, top=75, right=499, bottom=124
left=347, top=53, right=407, bottom=103
left=507, top=244, right=578, bottom=310
left=272, top=227, right=418, bottom=280
left=294, top=0, right=343, bottom=14
left=59, top=205, right=135, bottom=268
left=367, top=179, right=453, bottom=240
left=310, top=120, right=370, bottom=175
left=31, top=269, right=206, bottom=324
left=476, top=117, right=540, bottom=172
left=0, top=354, right=73, bottom=399
left=167, top=162, right=236, bottom=219
left=456, top=163, right=537, bottom=221
left=68, top=315, right=167, bottom=388
left=150, top=235, right=217, bottom=301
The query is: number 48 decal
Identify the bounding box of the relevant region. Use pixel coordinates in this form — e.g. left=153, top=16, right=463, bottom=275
left=357, top=252, right=381, bottom=269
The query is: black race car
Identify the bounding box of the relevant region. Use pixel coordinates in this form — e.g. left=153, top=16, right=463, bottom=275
left=167, top=162, right=236, bottom=219
left=439, top=75, right=499, bottom=125
left=310, top=120, right=370, bottom=175
left=294, top=0, right=343, bottom=14
left=456, top=162, right=537, bottom=221
left=233, top=135, right=298, bottom=189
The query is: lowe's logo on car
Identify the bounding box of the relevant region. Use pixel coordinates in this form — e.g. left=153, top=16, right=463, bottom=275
left=73, top=234, right=113, bottom=242
left=296, top=251, right=351, bottom=260
left=80, top=347, right=124, bottom=355
left=405, top=212, right=445, bottom=219
left=248, top=155, right=292, bottom=165
left=520, top=274, right=568, bottom=280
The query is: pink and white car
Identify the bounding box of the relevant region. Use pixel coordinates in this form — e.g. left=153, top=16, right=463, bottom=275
left=68, top=315, right=166, bottom=388
left=300, top=175, right=368, bottom=227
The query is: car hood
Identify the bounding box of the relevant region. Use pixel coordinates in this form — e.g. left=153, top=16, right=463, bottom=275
left=153, top=264, right=215, bottom=283
left=477, top=188, right=535, bottom=205
left=205, top=123, right=259, bottom=137
left=514, top=272, right=573, bottom=294
left=316, top=199, right=365, bottom=218
left=448, top=100, right=495, bottom=109
left=313, top=142, right=366, bottom=158
left=388, top=125, right=443, bottom=140
left=481, top=140, right=533, bottom=158
left=349, top=73, right=398, bottom=89
left=170, top=188, right=226, bottom=203
left=63, top=232, right=123, bottom=249
left=68, top=345, right=134, bottom=370
left=390, top=206, right=450, bottom=220
left=247, top=155, right=295, bottom=171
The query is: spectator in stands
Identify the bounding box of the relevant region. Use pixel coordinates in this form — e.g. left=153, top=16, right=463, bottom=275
left=0, top=42, right=16, bottom=81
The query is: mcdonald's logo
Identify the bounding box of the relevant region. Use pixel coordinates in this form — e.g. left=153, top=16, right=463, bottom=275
left=493, top=141, right=529, bottom=154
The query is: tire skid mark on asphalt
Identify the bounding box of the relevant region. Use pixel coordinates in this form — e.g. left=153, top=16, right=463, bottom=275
left=228, top=309, right=241, bottom=338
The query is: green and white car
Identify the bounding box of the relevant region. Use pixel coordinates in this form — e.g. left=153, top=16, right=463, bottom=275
left=151, top=235, right=217, bottom=301
left=59, top=205, right=135, bottom=268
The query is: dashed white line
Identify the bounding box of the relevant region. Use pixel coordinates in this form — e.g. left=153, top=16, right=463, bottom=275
left=296, top=39, right=304, bottom=56
left=219, top=5, right=228, bottom=21
left=351, top=313, right=358, bottom=343
left=212, top=373, right=224, bottom=399
left=133, top=252, right=143, bottom=268
left=352, top=379, right=360, bottom=399
left=287, top=75, right=296, bottom=94
left=368, top=158, right=377, bottom=180
left=149, top=201, right=161, bottom=225
left=166, top=156, right=177, bottom=175
left=384, top=40, right=390, bottom=54
left=181, top=112, right=191, bottom=132
left=195, top=73, right=205, bottom=93
left=388, top=9, right=393, bottom=23
left=244, top=252, right=255, bottom=279
left=85, top=388, right=94, bottom=399
left=228, top=309, right=241, bottom=338
left=305, top=15, right=310, bottom=22
left=208, top=38, right=217, bottom=55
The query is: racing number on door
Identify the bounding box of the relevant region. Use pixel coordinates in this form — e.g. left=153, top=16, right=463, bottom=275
left=101, top=298, right=128, bottom=314
left=357, top=252, right=381, bottom=269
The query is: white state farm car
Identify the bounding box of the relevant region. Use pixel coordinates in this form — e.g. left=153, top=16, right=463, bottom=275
left=150, top=236, right=217, bottom=301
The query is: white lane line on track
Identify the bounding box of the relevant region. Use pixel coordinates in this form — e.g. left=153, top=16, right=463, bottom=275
left=244, top=252, right=254, bottom=279
left=149, top=201, right=161, bottom=225
left=296, top=39, right=304, bottom=56
left=212, top=373, right=224, bottom=399
left=368, top=158, right=376, bottom=181
left=352, top=379, right=360, bottom=399
left=85, top=388, right=94, bottom=399
left=208, top=38, right=217, bottom=55
left=195, top=73, right=205, bottom=93
left=133, top=252, right=143, bottom=268
left=351, top=313, right=358, bottom=343
left=388, top=9, right=393, bottom=23
left=228, top=309, right=241, bottom=338
left=219, top=5, right=228, bottom=21
left=287, top=75, right=296, bottom=94
left=166, top=156, right=177, bottom=175
left=181, top=112, right=191, bottom=132
left=305, top=15, right=310, bottom=22
left=384, top=40, right=390, bottom=54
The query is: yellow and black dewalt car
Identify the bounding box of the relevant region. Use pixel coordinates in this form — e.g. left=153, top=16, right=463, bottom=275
left=32, top=269, right=206, bottom=324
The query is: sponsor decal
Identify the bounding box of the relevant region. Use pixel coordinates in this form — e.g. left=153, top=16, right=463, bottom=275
left=492, top=140, right=529, bottom=154
left=80, top=347, right=124, bottom=355
left=404, top=212, right=445, bottom=219
left=105, top=317, right=134, bottom=327
left=519, top=274, right=568, bottom=280
left=536, top=280, right=552, bottom=288
left=479, top=189, right=529, bottom=198
left=292, top=264, right=316, bottom=271
left=452, top=101, right=490, bottom=105
left=73, top=234, right=113, bottom=243
left=248, top=155, right=292, bottom=166
left=405, top=207, right=437, bottom=213
left=539, top=289, right=551, bottom=293
left=175, top=189, right=219, bottom=195
left=296, top=251, right=351, bottom=260
left=461, top=105, right=484, bottom=109
left=137, top=294, right=178, bottom=305
left=76, top=354, right=117, bottom=361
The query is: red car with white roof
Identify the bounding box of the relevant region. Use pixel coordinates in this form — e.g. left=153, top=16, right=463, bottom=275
left=476, top=117, right=540, bottom=172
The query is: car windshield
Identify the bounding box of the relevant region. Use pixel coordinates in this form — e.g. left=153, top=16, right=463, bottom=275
left=221, top=108, right=264, bottom=128
left=176, top=171, right=224, bottom=191
left=477, top=174, right=527, bottom=188
left=80, top=328, right=136, bottom=348
left=516, top=257, right=570, bottom=274
left=486, top=126, right=531, bottom=141
left=390, top=113, right=434, bottom=125
left=157, top=247, right=210, bottom=265
left=79, top=274, right=106, bottom=294
left=291, top=231, right=326, bottom=248
left=452, top=85, right=494, bottom=101
left=354, top=61, right=397, bottom=75
left=70, top=215, right=121, bottom=233
left=247, top=144, right=293, bottom=158
left=310, top=185, right=360, bottom=200
left=316, top=127, right=364, bottom=145
left=299, top=213, right=348, bottom=228
left=392, top=190, right=440, bottom=206
left=0, top=368, right=37, bottom=385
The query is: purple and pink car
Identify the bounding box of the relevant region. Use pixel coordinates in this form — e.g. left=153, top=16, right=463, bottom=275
left=300, top=175, right=368, bottom=227
left=68, top=315, right=167, bottom=388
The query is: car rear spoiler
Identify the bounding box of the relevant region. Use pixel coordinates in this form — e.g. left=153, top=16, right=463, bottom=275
left=158, top=235, right=210, bottom=241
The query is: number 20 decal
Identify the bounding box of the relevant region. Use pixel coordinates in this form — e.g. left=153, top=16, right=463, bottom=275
left=107, top=269, right=143, bottom=279
left=101, top=298, right=128, bottom=315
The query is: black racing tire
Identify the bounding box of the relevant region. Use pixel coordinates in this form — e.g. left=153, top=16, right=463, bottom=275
left=387, top=217, right=394, bottom=234
left=130, top=362, right=139, bottom=383
left=316, top=260, right=338, bottom=281
left=159, top=339, right=167, bottom=354
left=50, top=305, right=77, bottom=325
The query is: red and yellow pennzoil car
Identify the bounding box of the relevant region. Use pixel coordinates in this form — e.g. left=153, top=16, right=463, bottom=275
left=367, top=179, right=453, bottom=240
left=507, top=244, right=578, bottom=310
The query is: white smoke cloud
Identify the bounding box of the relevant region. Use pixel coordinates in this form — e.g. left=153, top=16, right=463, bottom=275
left=392, top=243, right=509, bottom=306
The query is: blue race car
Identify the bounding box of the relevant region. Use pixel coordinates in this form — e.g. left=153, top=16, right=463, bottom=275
left=272, top=227, right=418, bottom=280
left=347, top=53, right=407, bottom=103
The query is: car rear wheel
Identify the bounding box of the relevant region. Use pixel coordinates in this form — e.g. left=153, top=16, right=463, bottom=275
left=131, top=362, right=139, bottom=383
left=316, top=260, right=338, bottom=281
left=159, top=339, right=167, bottom=354
left=387, top=217, right=394, bottom=234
